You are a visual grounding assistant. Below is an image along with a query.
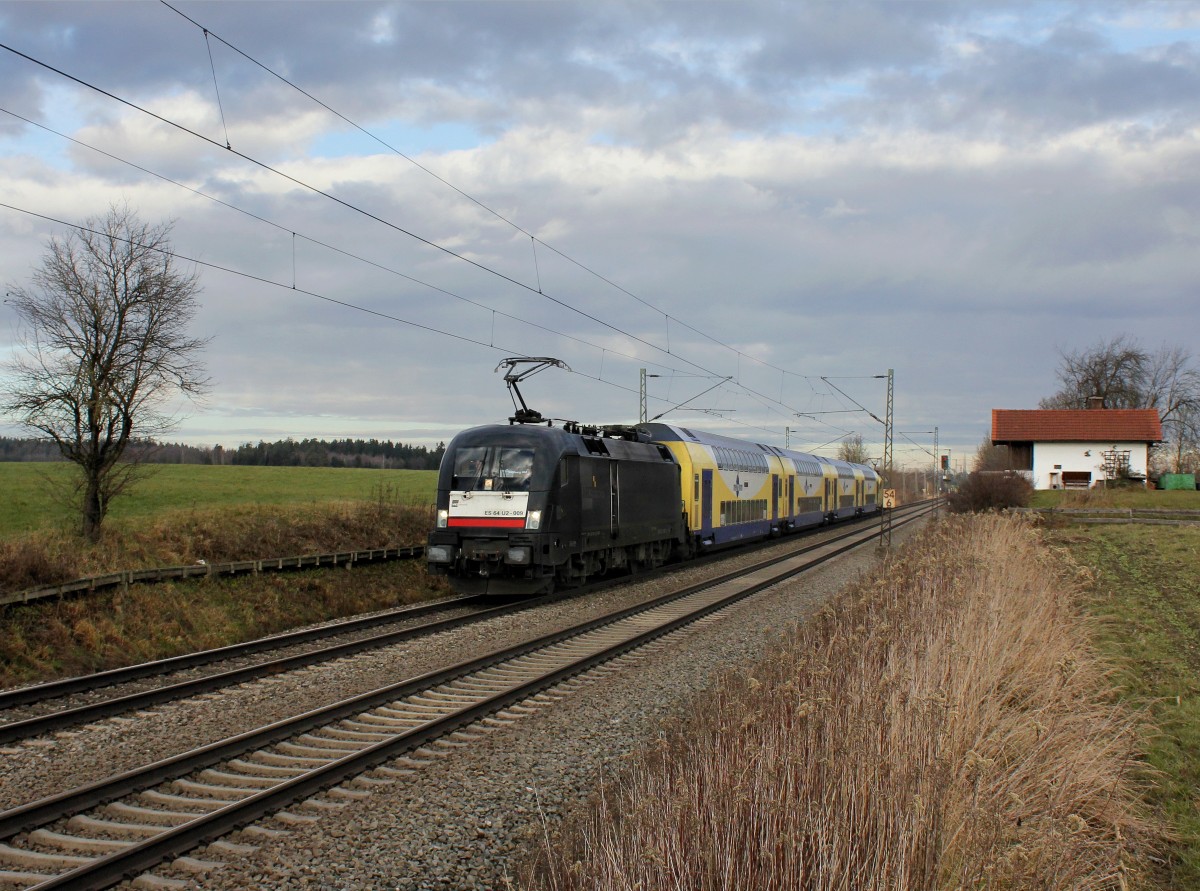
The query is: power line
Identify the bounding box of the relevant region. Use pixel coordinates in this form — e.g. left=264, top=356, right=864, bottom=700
left=0, top=200, right=645, bottom=406
left=0, top=37, right=888, bottom=439
left=0, top=105, right=689, bottom=380
left=155, top=2, right=857, bottom=390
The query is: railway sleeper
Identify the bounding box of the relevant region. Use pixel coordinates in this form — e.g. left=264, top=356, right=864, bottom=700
left=66, top=814, right=166, bottom=839
left=171, top=855, right=223, bottom=875
left=273, top=811, right=320, bottom=826
left=0, top=842, right=91, bottom=871
left=131, top=870, right=188, bottom=890
left=324, top=725, right=396, bottom=742
left=0, top=867, right=55, bottom=888
left=101, top=803, right=196, bottom=826
left=326, top=787, right=370, bottom=802
left=226, top=757, right=309, bottom=777
left=244, top=750, right=329, bottom=769
left=296, top=733, right=367, bottom=751
left=28, top=828, right=132, bottom=853
left=339, top=716, right=410, bottom=733
left=171, top=779, right=255, bottom=801
left=137, top=790, right=227, bottom=813
left=296, top=798, right=347, bottom=814
left=274, top=741, right=352, bottom=759
left=198, top=768, right=284, bottom=789
left=204, top=839, right=259, bottom=857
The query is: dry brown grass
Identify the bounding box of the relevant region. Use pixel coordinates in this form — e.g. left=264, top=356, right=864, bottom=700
left=0, top=560, right=449, bottom=687
left=525, top=515, right=1159, bottom=890
left=0, top=493, right=433, bottom=595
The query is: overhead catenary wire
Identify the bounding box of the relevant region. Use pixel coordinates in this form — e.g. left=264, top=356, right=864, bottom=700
left=0, top=200, right=648, bottom=405
left=159, top=0, right=815, bottom=385
left=0, top=35, right=887, bottom=444
left=0, top=38, right=741, bottom=388
left=0, top=106, right=683, bottom=380
left=0, top=103, right=864, bottom=447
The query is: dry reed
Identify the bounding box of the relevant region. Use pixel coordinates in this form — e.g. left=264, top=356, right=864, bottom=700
left=525, top=514, right=1156, bottom=890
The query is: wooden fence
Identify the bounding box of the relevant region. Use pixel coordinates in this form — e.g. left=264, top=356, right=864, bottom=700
left=1, top=545, right=425, bottom=609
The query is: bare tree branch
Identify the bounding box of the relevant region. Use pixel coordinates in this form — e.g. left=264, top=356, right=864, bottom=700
left=1039, top=336, right=1200, bottom=474
left=2, top=203, right=209, bottom=540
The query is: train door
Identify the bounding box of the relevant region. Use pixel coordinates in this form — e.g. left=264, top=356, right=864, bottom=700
left=825, top=478, right=835, bottom=514
left=701, top=469, right=713, bottom=536
left=771, top=474, right=779, bottom=521
left=609, top=461, right=620, bottom=538
left=787, top=476, right=795, bottom=519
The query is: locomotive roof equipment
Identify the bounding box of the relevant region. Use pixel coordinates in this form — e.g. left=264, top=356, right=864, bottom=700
left=495, top=357, right=570, bottom=425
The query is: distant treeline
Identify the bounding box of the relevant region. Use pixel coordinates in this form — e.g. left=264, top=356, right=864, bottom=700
left=0, top=436, right=446, bottom=470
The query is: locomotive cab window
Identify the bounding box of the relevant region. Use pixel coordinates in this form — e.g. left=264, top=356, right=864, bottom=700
left=452, top=447, right=536, bottom=491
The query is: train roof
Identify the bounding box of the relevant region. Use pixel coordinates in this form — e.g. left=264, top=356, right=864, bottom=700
left=447, top=423, right=671, bottom=463
left=640, top=422, right=877, bottom=479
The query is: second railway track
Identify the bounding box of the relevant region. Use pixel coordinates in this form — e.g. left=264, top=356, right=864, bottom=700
left=0, top=504, right=929, bottom=746
left=0, top=502, right=932, bottom=890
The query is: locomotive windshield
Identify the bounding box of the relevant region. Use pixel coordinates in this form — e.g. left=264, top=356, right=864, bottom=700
left=452, top=446, right=536, bottom=491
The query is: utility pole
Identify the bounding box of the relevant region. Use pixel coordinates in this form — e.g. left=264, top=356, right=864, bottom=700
left=880, top=369, right=894, bottom=548
left=883, top=368, right=894, bottom=483
left=933, top=425, right=939, bottom=515
left=785, top=426, right=791, bottom=449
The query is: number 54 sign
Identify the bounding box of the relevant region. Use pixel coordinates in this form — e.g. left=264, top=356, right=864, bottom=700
left=882, top=489, right=897, bottom=509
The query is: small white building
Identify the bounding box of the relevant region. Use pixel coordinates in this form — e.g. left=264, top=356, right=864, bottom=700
left=991, top=407, right=1163, bottom=490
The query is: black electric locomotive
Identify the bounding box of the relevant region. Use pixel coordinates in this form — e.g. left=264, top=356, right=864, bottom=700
left=426, top=422, right=686, bottom=596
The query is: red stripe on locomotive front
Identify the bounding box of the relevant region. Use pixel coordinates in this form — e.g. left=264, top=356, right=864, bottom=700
left=447, top=517, right=526, bottom=528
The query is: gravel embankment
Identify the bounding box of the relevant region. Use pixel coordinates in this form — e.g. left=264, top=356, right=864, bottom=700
left=173, top=516, right=926, bottom=890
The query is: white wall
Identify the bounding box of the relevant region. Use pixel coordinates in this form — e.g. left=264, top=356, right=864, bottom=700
left=1032, top=441, right=1150, bottom=490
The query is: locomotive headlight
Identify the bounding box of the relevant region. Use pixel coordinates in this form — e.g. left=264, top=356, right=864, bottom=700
left=505, top=546, right=531, bottom=564
left=525, top=510, right=542, bottom=530
left=427, top=544, right=454, bottom=563
left=436, top=509, right=448, bottom=529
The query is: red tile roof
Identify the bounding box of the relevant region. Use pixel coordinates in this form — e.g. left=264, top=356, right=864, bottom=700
left=992, top=409, right=1163, bottom=443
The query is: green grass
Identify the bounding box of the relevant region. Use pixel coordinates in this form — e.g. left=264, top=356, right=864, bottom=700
left=0, top=462, right=438, bottom=537
left=1033, top=487, right=1200, bottom=510
left=1047, top=523, right=1200, bottom=888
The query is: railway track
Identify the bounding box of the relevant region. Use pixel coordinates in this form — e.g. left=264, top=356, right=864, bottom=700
left=1, top=505, right=927, bottom=746
left=0, top=502, right=932, bottom=890
left=0, top=595, right=502, bottom=745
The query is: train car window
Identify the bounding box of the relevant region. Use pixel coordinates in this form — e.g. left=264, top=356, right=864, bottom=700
left=497, top=448, right=535, bottom=490
left=452, top=447, right=536, bottom=491
left=452, top=447, right=487, bottom=490
left=559, top=459, right=570, bottom=488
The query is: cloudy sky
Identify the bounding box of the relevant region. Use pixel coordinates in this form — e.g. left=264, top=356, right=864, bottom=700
left=1, top=1, right=1197, bottom=468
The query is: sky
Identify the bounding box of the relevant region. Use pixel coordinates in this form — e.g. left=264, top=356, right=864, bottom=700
left=0, top=1, right=1197, bottom=470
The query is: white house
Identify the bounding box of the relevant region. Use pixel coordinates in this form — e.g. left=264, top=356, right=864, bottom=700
left=990, top=407, right=1163, bottom=490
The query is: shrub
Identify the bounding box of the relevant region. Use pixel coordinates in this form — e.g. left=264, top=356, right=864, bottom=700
left=946, top=470, right=1033, bottom=513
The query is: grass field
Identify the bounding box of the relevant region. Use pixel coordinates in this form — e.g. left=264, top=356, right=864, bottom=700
left=1048, top=522, right=1200, bottom=887
left=0, top=462, right=439, bottom=537
left=1032, top=487, right=1200, bottom=510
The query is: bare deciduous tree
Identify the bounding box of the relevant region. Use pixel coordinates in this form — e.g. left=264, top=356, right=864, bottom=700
left=2, top=205, right=209, bottom=540
left=836, top=433, right=870, bottom=465
left=974, top=437, right=1013, bottom=472
left=1038, top=335, right=1149, bottom=410
left=1040, top=336, right=1200, bottom=474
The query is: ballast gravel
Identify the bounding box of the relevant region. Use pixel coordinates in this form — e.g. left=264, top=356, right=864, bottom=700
left=191, top=518, right=925, bottom=890
left=0, top=514, right=927, bottom=889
